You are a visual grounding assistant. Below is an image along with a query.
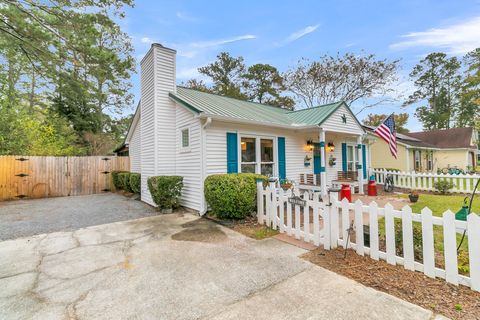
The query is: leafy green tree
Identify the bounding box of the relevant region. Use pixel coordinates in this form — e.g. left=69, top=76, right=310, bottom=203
left=404, top=53, right=461, bottom=130
left=457, top=48, right=480, bottom=128
left=181, top=79, right=213, bottom=93
left=362, top=113, right=410, bottom=133
left=0, top=0, right=134, bottom=155
left=198, top=52, right=247, bottom=99
left=242, top=63, right=295, bottom=109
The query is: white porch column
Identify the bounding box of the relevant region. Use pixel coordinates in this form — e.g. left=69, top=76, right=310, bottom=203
left=319, top=129, right=327, bottom=196
left=357, top=135, right=364, bottom=194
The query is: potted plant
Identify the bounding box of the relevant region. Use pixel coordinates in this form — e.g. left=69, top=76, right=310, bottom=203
left=328, top=156, right=337, bottom=166
left=408, top=190, right=419, bottom=203
left=280, top=179, right=293, bottom=191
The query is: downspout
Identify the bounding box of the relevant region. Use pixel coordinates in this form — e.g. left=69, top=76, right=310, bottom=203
left=199, top=117, right=212, bottom=215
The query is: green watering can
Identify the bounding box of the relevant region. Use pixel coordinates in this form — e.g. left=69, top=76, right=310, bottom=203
left=455, top=197, right=469, bottom=222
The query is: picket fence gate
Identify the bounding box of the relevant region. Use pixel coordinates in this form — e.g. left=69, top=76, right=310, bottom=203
left=371, top=169, right=480, bottom=194
left=256, top=181, right=480, bottom=292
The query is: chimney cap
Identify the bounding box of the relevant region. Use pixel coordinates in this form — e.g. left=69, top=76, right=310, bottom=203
left=152, top=43, right=177, bottom=53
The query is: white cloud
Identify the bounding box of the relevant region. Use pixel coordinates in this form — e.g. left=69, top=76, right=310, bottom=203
left=390, top=16, right=480, bottom=54
left=190, top=35, right=257, bottom=49
left=282, top=24, right=320, bottom=44
left=141, top=37, right=153, bottom=44
left=176, top=11, right=199, bottom=22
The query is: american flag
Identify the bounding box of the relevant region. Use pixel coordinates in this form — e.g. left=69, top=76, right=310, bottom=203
left=374, top=114, right=397, bottom=158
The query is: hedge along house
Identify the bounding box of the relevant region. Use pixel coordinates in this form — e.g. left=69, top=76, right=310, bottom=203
left=365, top=125, right=478, bottom=172
left=126, top=44, right=370, bottom=213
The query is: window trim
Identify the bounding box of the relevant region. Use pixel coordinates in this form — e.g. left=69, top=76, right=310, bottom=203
left=238, top=134, right=277, bottom=177
left=180, top=127, right=191, bottom=152
left=345, top=144, right=359, bottom=172
left=414, top=150, right=421, bottom=171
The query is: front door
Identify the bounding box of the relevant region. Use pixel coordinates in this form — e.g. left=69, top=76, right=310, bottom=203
left=313, top=143, right=321, bottom=174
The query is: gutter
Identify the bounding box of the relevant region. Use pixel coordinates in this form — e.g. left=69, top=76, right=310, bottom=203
left=195, top=113, right=317, bottom=131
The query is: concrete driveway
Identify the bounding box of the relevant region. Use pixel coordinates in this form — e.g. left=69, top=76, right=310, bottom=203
left=0, top=212, right=438, bottom=320
left=0, top=193, right=157, bottom=240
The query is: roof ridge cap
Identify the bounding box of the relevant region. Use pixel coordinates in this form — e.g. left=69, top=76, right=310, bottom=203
left=176, top=85, right=289, bottom=112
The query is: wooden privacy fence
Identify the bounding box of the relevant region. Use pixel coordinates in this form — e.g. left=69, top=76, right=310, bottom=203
left=371, top=168, right=480, bottom=193
left=257, top=181, right=480, bottom=292
left=0, top=156, right=129, bottom=201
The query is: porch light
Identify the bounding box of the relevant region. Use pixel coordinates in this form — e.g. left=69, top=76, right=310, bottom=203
left=327, top=142, right=335, bottom=152
left=305, top=139, right=314, bottom=152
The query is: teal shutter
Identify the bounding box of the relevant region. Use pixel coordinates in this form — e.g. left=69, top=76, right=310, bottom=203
left=313, top=143, right=321, bottom=174
left=226, top=132, right=238, bottom=173
left=277, top=137, right=286, bottom=182
left=341, top=143, right=347, bottom=172
left=362, top=144, right=367, bottom=179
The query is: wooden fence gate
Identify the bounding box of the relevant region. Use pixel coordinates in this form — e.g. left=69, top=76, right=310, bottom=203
left=0, top=156, right=129, bottom=201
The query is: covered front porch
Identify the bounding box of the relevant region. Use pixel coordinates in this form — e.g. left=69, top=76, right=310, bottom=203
left=293, top=129, right=368, bottom=196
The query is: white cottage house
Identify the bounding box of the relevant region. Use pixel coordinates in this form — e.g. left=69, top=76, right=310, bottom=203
left=126, top=43, right=371, bottom=213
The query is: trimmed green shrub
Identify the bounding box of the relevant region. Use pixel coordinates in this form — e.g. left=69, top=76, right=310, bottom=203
left=433, top=180, right=455, bottom=194
left=130, top=173, right=141, bottom=194
left=112, top=171, right=127, bottom=190
left=147, top=176, right=183, bottom=210
left=118, top=172, right=132, bottom=192
left=204, top=173, right=268, bottom=220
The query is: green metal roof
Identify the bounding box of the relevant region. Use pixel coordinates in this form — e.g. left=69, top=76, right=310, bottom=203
left=170, top=86, right=347, bottom=128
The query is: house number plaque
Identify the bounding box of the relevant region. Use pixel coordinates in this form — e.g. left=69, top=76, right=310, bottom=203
left=288, top=196, right=306, bottom=207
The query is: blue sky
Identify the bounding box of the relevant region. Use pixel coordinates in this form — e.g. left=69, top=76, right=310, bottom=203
left=121, top=0, right=480, bottom=131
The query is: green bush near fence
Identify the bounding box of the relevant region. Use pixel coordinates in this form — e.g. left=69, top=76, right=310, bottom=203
left=147, top=176, right=183, bottom=210
left=129, top=173, right=141, bottom=194
left=433, top=180, right=455, bottom=194
left=118, top=172, right=132, bottom=192
left=112, top=171, right=128, bottom=190
left=204, top=173, right=268, bottom=220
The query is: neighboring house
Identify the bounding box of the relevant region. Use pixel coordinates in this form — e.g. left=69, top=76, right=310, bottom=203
left=365, top=126, right=478, bottom=172
left=126, top=44, right=371, bottom=213
left=113, top=144, right=129, bottom=156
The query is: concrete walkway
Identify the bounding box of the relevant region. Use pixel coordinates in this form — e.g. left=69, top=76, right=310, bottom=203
left=0, top=213, right=440, bottom=319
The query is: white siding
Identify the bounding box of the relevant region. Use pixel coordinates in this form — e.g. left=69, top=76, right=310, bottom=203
left=154, top=47, right=177, bottom=175
left=321, top=104, right=365, bottom=135
left=140, top=48, right=156, bottom=206
left=140, top=44, right=177, bottom=206
left=129, top=116, right=141, bottom=173
left=175, top=106, right=202, bottom=211
left=205, top=121, right=306, bottom=183
left=205, top=122, right=365, bottom=189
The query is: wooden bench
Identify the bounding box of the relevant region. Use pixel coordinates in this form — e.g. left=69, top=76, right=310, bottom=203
left=332, top=171, right=359, bottom=192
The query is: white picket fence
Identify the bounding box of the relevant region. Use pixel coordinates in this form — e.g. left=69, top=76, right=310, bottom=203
left=371, top=169, right=480, bottom=193
left=257, top=181, right=480, bottom=292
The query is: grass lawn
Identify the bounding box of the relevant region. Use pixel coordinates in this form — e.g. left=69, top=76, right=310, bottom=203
left=379, top=193, right=480, bottom=273
left=397, top=193, right=480, bottom=216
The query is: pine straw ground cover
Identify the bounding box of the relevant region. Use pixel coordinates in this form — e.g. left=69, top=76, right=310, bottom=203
left=302, top=247, right=480, bottom=320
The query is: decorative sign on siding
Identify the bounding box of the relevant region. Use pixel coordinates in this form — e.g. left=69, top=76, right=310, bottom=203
left=341, top=114, right=347, bottom=123
left=288, top=195, right=306, bottom=207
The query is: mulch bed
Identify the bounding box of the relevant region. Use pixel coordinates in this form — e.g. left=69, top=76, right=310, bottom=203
left=302, top=247, right=480, bottom=320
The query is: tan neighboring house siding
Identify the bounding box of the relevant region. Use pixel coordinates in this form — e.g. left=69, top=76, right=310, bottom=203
left=368, top=133, right=409, bottom=171
left=435, top=149, right=471, bottom=170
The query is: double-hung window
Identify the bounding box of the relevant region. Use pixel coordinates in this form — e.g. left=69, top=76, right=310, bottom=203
left=240, top=136, right=275, bottom=176
left=426, top=151, right=433, bottom=171
left=346, top=145, right=358, bottom=171
left=181, top=128, right=190, bottom=151
left=414, top=150, right=421, bottom=171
